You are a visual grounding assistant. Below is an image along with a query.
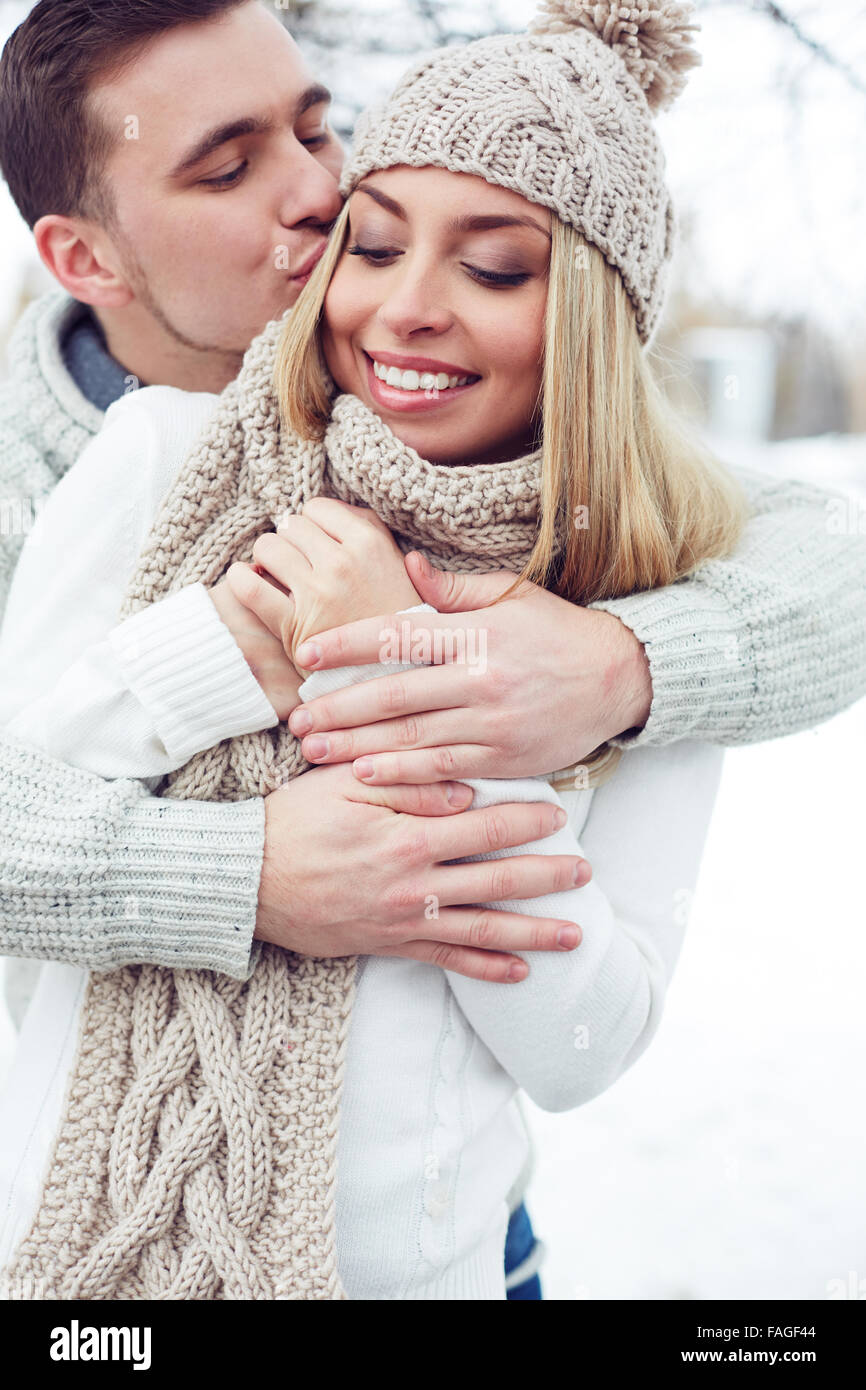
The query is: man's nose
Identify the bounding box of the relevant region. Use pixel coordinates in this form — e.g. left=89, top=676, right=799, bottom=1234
left=278, top=145, right=344, bottom=232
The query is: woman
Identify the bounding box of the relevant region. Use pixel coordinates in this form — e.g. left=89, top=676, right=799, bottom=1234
left=1, top=1, right=749, bottom=1299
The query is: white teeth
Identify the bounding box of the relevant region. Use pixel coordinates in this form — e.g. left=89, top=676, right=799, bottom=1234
left=371, top=358, right=474, bottom=392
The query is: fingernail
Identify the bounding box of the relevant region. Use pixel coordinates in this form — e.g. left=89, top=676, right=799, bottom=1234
left=447, top=784, right=473, bottom=807
left=573, top=861, right=587, bottom=885
left=557, top=926, right=579, bottom=949
left=553, top=808, right=567, bottom=828
left=507, top=961, right=528, bottom=982
left=354, top=757, right=374, bottom=779
left=306, top=736, right=329, bottom=759
left=291, top=708, right=312, bottom=735
left=413, top=551, right=432, bottom=577
left=296, top=641, right=321, bottom=667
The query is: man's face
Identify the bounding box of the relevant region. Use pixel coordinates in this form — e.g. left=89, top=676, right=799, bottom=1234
left=89, top=0, right=344, bottom=355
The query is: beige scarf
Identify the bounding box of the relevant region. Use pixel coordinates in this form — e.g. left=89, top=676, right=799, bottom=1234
left=7, top=313, right=549, bottom=1301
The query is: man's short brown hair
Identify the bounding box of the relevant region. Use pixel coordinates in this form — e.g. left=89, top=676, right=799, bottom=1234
left=0, top=0, right=251, bottom=229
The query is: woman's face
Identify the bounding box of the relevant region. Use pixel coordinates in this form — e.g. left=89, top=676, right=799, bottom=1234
left=320, top=166, right=550, bottom=465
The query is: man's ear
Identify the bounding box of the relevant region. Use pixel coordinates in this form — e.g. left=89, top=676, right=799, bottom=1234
left=33, top=213, right=134, bottom=309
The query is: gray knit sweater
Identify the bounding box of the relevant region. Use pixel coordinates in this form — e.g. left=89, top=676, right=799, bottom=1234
left=2, top=290, right=865, bottom=991
left=1, top=293, right=265, bottom=998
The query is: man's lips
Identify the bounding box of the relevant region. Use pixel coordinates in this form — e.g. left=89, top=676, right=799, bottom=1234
left=289, top=240, right=327, bottom=280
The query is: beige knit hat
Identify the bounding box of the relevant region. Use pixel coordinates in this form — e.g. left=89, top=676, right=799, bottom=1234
left=339, top=1, right=702, bottom=346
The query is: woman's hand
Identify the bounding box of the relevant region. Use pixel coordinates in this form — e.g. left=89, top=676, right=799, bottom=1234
left=208, top=578, right=303, bottom=720
left=284, top=556, right=653, bottom=782
left=225, top=497, right=422, bottom=670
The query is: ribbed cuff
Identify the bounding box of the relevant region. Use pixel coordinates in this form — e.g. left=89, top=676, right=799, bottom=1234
left=587, top=586, right=758, bottom=749
left=108, top=793, right=266, bottom=980
left=0, top=730, right=265, bottom=981
left=110, top=583, right=278, bottom=763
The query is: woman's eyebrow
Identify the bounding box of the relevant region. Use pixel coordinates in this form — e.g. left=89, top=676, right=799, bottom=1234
left=355, top=186, right=407, bottom=218
left=354, top=187, right=550, bottom=240
left=447, top=213, right=551, bottom=241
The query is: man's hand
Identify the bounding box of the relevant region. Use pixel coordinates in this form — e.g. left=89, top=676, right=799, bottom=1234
left=285, top=556, right=653, bottom=784
left=256, top=762, right=592, bottom=983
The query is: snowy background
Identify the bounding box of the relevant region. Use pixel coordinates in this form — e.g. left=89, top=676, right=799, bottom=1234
left=0, top=0, right=864, bottom=1300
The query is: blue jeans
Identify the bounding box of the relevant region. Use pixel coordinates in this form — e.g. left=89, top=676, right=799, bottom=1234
left=504, top=1201, right=543, bottom=1300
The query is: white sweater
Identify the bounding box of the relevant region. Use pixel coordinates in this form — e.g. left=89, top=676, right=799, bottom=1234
left=0, top=386, right=724, bottom=1299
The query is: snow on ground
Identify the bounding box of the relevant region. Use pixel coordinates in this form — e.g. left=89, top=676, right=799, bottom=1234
left=527, top=694, right=866, bottom=1301
left=1, top=437, right=864, bottom=1299
left=527, top=435, right=866, bottom=1301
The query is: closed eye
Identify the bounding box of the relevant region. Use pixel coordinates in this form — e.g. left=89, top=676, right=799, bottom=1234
left=347, top=244, right=531, bottom=287
left=464, top=265, right=531, bottom=287
left=200, top=160, right=248, bottom=189
left=346, top=243, right=399, bottom=263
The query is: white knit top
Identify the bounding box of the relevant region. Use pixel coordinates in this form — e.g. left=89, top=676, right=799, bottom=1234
left=0, top=385, right=725, bottom=1298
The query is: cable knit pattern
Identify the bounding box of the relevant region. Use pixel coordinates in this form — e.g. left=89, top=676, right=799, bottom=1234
left=6, top=312, right=555, bottom=1301
left=339, top=1, right=702, bottom=345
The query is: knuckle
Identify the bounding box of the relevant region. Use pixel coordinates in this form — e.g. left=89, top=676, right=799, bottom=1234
left=396, top=715, right=423, bottom=749
left=554, top=859, right=577, bottom=893
left=427, top=942, right=458, bottom=971
left=329, top=627, right=350, bottom=661
left=392, top=827, right=431, bottom=866
left=432, top=745, right=457, bottom=777
left=484, top=664, right=514, bottom=703
left=381, top=677, right=410, bottom=715
left=467, top=911, right=495, bottom=949
left=528, top=920, right=550, bottom=951
left=488, top=864, right=516, bottom=901
left=495, top=714, right=521, bottom=757
left=483, top=810, right=511, bottom=854
left=381, top=880, right=425, bottom=917
left=226, top=562, right=257, bottom=604
left=251, top=534, right=273, bottom=565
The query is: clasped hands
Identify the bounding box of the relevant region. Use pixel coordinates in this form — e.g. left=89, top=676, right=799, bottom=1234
left=208, top=498, right=652, bottom=981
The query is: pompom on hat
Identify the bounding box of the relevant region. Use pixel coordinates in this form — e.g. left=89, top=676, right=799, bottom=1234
left=339, top=2, right=702, bottom=346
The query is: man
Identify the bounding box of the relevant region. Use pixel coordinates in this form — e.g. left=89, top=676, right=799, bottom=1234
left=1, top=0, right=864, bottom=1301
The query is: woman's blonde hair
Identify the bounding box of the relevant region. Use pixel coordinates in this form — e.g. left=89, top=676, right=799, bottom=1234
left=274, top=192, right=750, bottom=791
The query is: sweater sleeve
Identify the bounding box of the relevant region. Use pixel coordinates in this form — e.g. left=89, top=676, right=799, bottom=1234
left=2, top=582, right=278, bottom=779
left=298, top=606, right=724, bottom=1112
left=0, top=729, right=265, bottom=979
left=0, top=384, right=269, bottom=979
left=444, top=743, right=723, bottom=1112
left=591, top=465, right=866, bottom=749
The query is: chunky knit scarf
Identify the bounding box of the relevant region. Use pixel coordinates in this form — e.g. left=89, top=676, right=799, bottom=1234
left=7, top=313, right=549, bottom=1301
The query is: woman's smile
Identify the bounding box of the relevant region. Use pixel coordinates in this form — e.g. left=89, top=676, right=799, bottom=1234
left=363, top=348, right=481, bottom=414
left=320, top=166, right=550, bottom=465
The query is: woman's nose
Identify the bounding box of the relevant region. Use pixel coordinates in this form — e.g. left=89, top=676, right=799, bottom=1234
left=377, top=266, right=455, bottom=340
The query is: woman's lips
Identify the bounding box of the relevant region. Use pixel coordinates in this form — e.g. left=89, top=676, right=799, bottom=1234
left=363, top=352, right=480, bottom=414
